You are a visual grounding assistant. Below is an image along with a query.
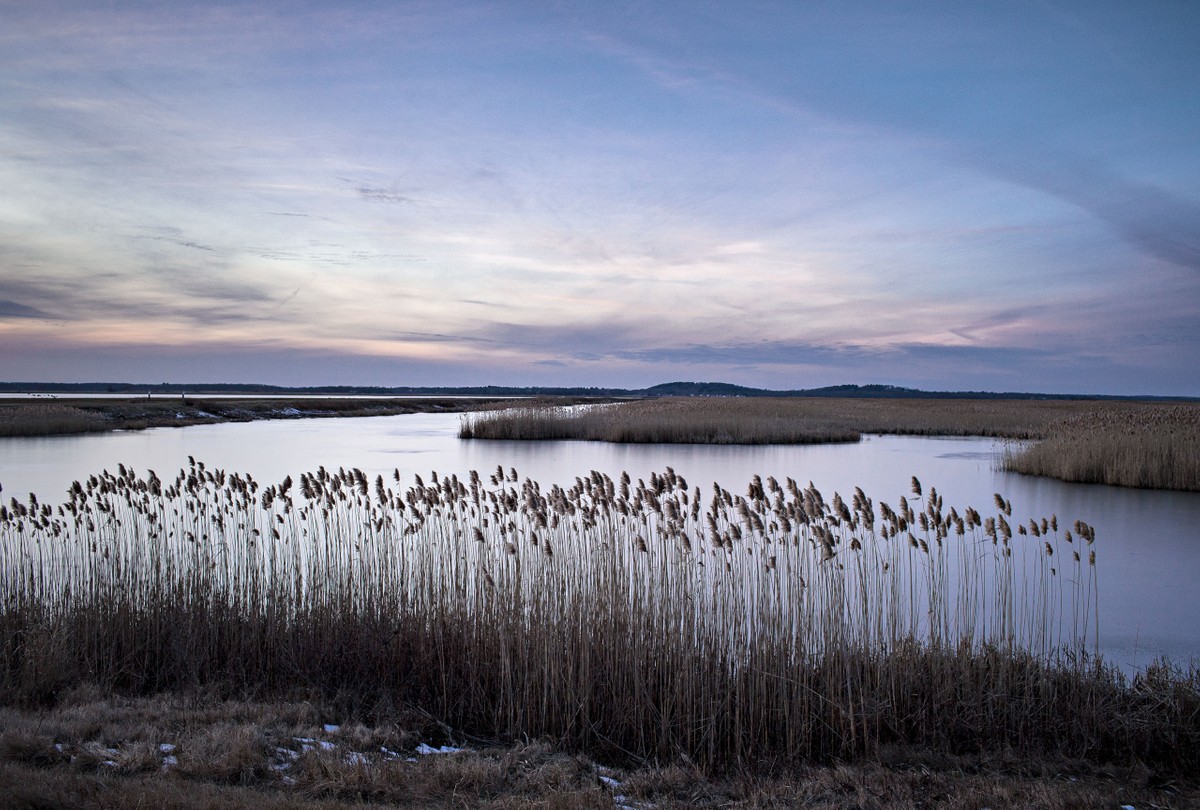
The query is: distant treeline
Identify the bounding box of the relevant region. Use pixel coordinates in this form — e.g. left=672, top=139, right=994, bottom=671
left=0, top=380, right=1195, bottom=402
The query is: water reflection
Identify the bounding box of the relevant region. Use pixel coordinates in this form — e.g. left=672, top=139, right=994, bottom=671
left=2, top=412, right=1197, bottom=671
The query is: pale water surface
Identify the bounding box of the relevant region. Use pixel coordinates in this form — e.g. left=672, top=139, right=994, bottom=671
left=3, top=412, right=1198, bottom=672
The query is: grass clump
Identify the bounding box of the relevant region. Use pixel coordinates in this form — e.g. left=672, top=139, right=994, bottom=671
left=1, top=462, right=1197, bottom=777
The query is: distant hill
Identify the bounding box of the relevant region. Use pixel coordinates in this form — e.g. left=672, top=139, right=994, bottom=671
left=645, top=382, right=929, bottom=398
left=1, top=380, right=1196, bottom=402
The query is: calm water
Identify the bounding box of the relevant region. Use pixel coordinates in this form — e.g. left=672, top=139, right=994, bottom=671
left=3, top=412, right=1198, bottom=672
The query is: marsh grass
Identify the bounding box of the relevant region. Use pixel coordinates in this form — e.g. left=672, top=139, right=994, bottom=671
left=1, top=462, right=1197, bottom=775
left=1002, top=405, right=1200, bottom=491
left=458, top=397, right=1081, bottom=444
left=460, top=399, right=863, bottom=443
left=0, top=396, right=533, bottom=438
left=0, top=404, right=109, bottom=437
left=462, top=397, right=1200, bottom=491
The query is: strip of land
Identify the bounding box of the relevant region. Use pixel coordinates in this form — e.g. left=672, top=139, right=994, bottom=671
left=460, top=397, right=1200, bottom=492
left=0, top=396, right=605, bottom=438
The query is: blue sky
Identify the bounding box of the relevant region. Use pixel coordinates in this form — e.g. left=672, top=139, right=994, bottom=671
left=1, top=1, right=1197, bottom=394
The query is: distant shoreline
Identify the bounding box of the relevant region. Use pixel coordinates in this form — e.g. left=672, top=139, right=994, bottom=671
left=2, top=380, right=1197, bottom=401
left=0, top=395, right=614, bottom=438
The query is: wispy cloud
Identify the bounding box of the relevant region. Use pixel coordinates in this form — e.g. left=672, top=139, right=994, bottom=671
left=356, top=185, right=415, bottom=205
left=0, top=299, right=50, bottom=319
left=970, top=149, right=1200, bottom=273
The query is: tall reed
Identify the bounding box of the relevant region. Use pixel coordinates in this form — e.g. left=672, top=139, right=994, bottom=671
left=1, top=461, right=1194, bottom=772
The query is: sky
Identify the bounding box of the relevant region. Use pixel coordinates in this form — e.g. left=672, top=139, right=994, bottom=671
left=1, top=1, right=1198, bottom=395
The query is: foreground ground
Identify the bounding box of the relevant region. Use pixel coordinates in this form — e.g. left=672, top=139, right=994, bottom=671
left=1, top=693, right=1193, bottom=809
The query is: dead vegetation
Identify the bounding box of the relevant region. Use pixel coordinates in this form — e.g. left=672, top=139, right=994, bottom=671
left=462, top=397, right=1200, bottom=491
left=3, top=462, right=1198, bottom=778
left=0, top=404, right=109, bottom=437
left=2, top=460, right=1199, bottom=805
left=1002, top=404, right=1200, bottom=491
left=458, top=397, right=1074, bottom=444
left=0, top=396, right=543, bottom=437
left=0, top=694, right=1193, bottom=809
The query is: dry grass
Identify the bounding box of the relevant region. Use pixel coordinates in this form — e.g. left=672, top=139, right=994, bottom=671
left=1002, top=404, right=1200, bottom=491
left=0, top=694, right=1193, bottom=809
left=0, top=405, right=109, bottom=437
left=2, top=461, right=1197, bottom=779
left=462, top=397, right=1200, bottom=491
left=458, top=397, right=1082, bottom=444
left=0, top=396, right=542, bottom=437
left=460, top=399, right=863, bottom=443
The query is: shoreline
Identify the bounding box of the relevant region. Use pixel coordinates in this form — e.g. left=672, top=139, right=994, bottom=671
left=0, top=395, right=614, bottom=438
left=4, top=395, right=1198, bottom=492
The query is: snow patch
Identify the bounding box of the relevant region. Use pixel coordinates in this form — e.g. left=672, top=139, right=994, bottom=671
left=415, top=742, right=464, bottom=755
left=293, top=736, right=336, bottom=752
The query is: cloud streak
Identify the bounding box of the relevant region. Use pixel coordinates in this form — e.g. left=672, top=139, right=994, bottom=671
left=973, top=150, right=1200, bottom=273
left=0, top=299, right=50, bottom=319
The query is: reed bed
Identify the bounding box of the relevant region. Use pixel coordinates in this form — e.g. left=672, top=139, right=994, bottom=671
left=1003, top=404, right=1200, bottom=491
left=462, top=397, right=1200, bottom=491
left=0, top=404, right=108, bottom=437
left=460, top=399, right=862, bottom=443
left=457, top=397, right=1080, bottom=444
left=1, top=462, right=1196, bottom=773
